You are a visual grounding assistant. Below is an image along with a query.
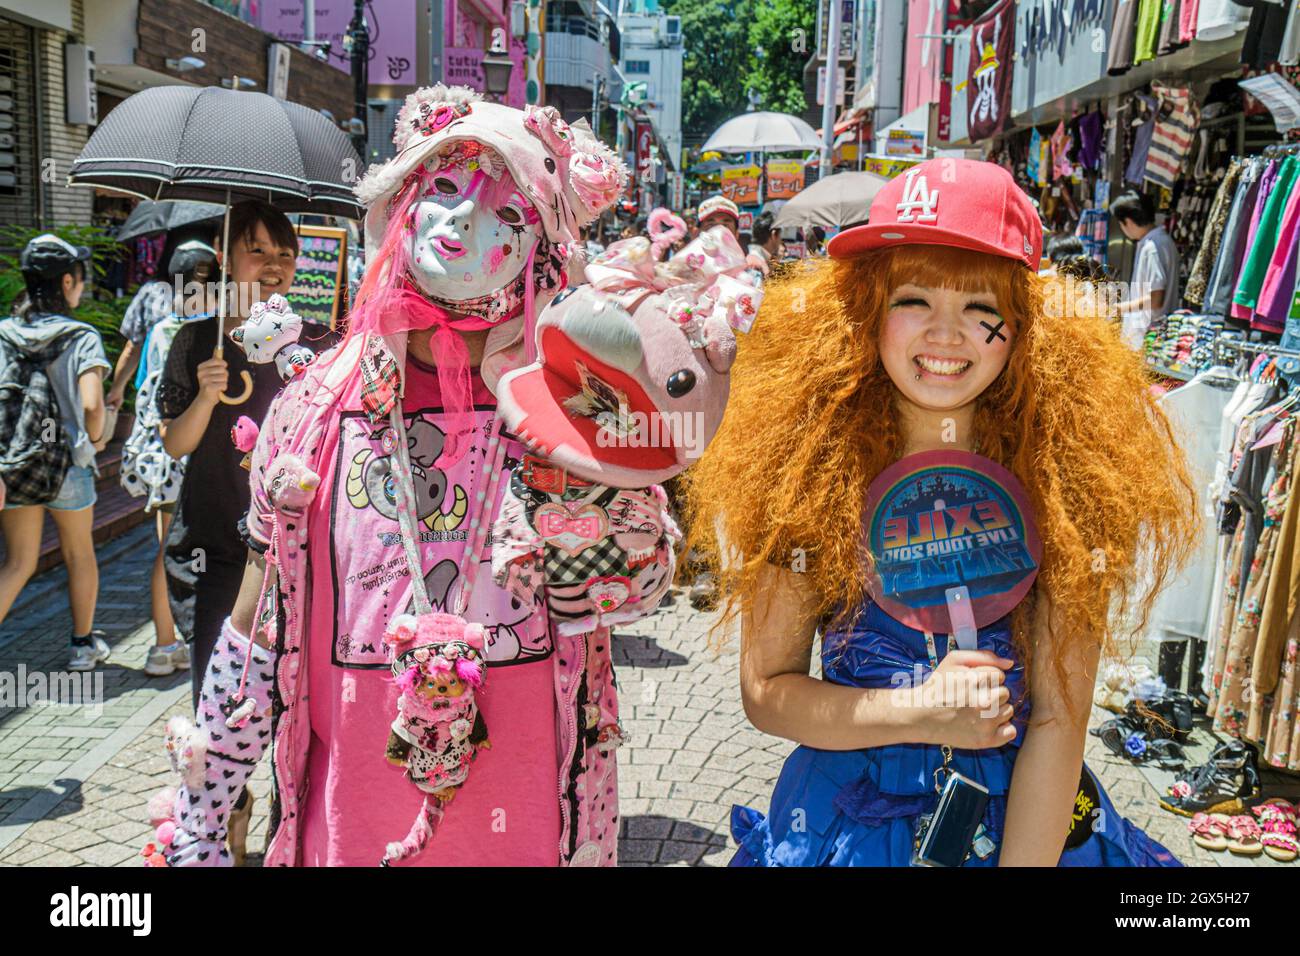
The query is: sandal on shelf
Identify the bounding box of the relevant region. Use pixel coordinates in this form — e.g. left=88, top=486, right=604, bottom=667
left=1188, top=812, right=1230, bottom=851
left=1159, top=739, right=1261, bottom=817
left=1225, top=815, right=1264, bottom=856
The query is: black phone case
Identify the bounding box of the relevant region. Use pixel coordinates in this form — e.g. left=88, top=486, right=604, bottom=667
left=914, top=771, right=990, bottom=867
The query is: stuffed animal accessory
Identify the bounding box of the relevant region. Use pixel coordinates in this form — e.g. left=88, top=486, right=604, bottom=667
left=492, top=461, right=680, bottom=635
left=142, top=624, right=277, bottom=866
left=496, top=213, right=761, bottom=487
left=379, top=611, right=490, bottom=866
left=228, top=294, right=315, bottom=382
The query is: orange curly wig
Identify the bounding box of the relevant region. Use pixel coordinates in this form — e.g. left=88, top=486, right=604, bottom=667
left=683, top=245, right=1198, bottom=697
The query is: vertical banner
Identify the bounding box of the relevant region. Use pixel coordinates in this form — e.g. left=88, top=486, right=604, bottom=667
left=721, top=164, right=761, bottom=206
left=765, top=159, right=805, bottom=200
left=964, top=0, right=1014, bottom=143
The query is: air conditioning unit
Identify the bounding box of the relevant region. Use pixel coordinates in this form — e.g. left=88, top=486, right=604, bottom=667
left=664, top=16, right=681, bottom=44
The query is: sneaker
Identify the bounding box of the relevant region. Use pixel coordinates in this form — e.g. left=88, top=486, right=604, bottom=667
left=1159, top=739, right=1261, bottom=817
left=68, top=634, right=112, bottom=672
left=144, top=642, right=191, bottom=677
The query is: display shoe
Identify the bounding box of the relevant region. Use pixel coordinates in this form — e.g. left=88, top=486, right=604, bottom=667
left=1187, top=812, right=1230, bottom=851
left=1159, top=739, right=1261, bottom=817
left=1254, top=801, right=1299, bottom=862
left=227, top=785, right=255, bottom=867
left=1127, top=693, right=1193, bottom=743
left=1225, top=814, right=1264, bottom=856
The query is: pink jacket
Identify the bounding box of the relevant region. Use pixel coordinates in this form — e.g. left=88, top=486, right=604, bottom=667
left=246, top=332, right=639, bottom=866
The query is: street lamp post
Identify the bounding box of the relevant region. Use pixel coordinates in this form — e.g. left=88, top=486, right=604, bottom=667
left=346, top=0, right=369, bottom=158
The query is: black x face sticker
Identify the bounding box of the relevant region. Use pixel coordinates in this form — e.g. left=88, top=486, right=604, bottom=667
left=980, top=319, right=1007, bottom=344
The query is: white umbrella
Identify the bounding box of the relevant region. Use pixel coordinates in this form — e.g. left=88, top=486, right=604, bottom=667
left=701, top=111, right=822, bottom=153
left=772, top=170, right=890, bottom=230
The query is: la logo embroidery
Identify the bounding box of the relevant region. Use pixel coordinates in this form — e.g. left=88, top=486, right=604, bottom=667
left=896, top=169, right=939, bottom=223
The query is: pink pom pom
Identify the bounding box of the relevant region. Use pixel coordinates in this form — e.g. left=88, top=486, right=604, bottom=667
left=147, top=787, right=177, bottom=827
left=155, top=821, right=176, bottom=846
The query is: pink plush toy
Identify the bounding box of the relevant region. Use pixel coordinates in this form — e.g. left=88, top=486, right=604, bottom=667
left=496, top=210, right=760, bottom=488
left=231, top=416, right=259, bottom=470
left=380, top=611, right=490, bottom=866
left=228, top=294, right=316, bottom=381
left=265, top=453, right=321, bottom=517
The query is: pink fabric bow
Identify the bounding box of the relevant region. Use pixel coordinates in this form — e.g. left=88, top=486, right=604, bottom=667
left=536, top=512, right=602, bottom=539
left=583, top=220, right=761, bottom=333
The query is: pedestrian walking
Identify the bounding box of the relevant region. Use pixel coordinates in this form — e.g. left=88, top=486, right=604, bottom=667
left=120, top=239, right=219, bottom=677
left=0, top=235, right=112, bottom=670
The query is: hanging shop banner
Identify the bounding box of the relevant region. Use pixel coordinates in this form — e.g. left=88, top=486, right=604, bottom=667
left=1011, top=0, right=1109, bottom=117
left=635, top=119, right=654, bottom=185
left=862, top=155, right=919, bottom=178
left=259, top=0, right=418, bottom=85
left=903, top=0, right=947, bottom=116
left=765, top=159, right=804, bottom=200
left=721, top=164, right=761, bottom=206
left=962, top=0, right=1015, bottom=143
left=863, top=450, right=1041, bottom=635
left=288, top=225, right=348, bottom=328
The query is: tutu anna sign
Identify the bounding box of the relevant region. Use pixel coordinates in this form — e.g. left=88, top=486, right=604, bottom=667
left=864, top=450, right=1041, bottom=633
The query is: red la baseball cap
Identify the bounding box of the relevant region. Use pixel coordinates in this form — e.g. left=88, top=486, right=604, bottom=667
left=827, top=158, right=1042, bottom=269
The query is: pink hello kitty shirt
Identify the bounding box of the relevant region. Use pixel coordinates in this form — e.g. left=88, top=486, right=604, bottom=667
left=297, top=354, right=559, bottom=866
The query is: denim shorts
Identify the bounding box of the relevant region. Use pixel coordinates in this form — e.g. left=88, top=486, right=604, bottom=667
left=46, top=465, right=97, bottom=511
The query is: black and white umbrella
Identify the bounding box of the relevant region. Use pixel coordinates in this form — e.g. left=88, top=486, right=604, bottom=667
left=69, top=85, right=364, bottom=218
left=114, top=200, right=226, bottom=243
left=70, top=85, right=364, bottom=402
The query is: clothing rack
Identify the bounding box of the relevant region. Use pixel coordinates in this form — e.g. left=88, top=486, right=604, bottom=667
left=1262, top=141, right=1300, bottom=157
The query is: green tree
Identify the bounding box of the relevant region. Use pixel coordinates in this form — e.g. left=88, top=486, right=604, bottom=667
left=745, top=0, right=816, bottom=117
left=666, top=0, right=817, bottom=144
left=664, top=0, right=751, bottom=143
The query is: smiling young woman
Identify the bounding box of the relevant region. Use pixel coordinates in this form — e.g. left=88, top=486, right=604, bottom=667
left=685, top=158, right=1199, bottom=867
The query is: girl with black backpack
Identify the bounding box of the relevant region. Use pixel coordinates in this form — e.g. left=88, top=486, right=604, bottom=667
left=0, top=234, right=112, bottom=670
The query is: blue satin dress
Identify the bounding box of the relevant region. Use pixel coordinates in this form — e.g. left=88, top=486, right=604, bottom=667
left=730, top=600, right=1181, bottom=867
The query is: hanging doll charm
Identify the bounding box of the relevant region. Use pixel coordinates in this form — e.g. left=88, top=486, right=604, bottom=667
left=379, top=611, right=490, bottom=866
left=228, top=293, right=316, bottom=381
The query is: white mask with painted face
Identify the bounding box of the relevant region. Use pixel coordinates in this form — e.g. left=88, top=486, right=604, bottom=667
left=406, top=158, right=542, bottom=302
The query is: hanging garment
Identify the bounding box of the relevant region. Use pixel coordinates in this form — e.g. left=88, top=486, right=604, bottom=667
left=1241, top=0, right=1289, bottom=69
left=1027, top=127, right=1043, bottom=183
left=1214, top=415, right=1296, bottom=739
left=1262, top=604, right=1300, bottom=767
left=1234, top=157, right=1299, bottom=319
left=1180, top=0, right=1202, bottom=40
left=1126, top=94, right=1159, bottom=185
left=1159, top=0, right=1189, bottom=53
left=1148, top=372, right=1238, bottom=643
left=1145, top=85, right=1201, bottom=188
left=1108, top=0, right=1141, bottom=74
left=1196, top=0, right=1252, bottom=40
left=1252, top=426, right=1300, bottom=744
left=1283, top=0, right=1300, bottom=65
left=1185, top=159, right=1245, bottom=306
left=1134, top=0, right=1165, bottom=64
left=1075, top=207, right=1110, bottom=263
left=1077, top=110, right=1105, bottom=169
left=1204, top=161, right=1263, bottom=315
left=1051, top=120, right=1074, bottom=178
left=1254, top=165, right=1300, bottom=332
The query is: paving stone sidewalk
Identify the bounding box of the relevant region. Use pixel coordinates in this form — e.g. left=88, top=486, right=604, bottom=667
left=1, top=527, right=1294, bottom=867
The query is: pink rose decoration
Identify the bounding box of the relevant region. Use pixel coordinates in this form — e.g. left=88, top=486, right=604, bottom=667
left=524, top=105, right=575, bottom=158
left=569, top=151, right=623, bottom=215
